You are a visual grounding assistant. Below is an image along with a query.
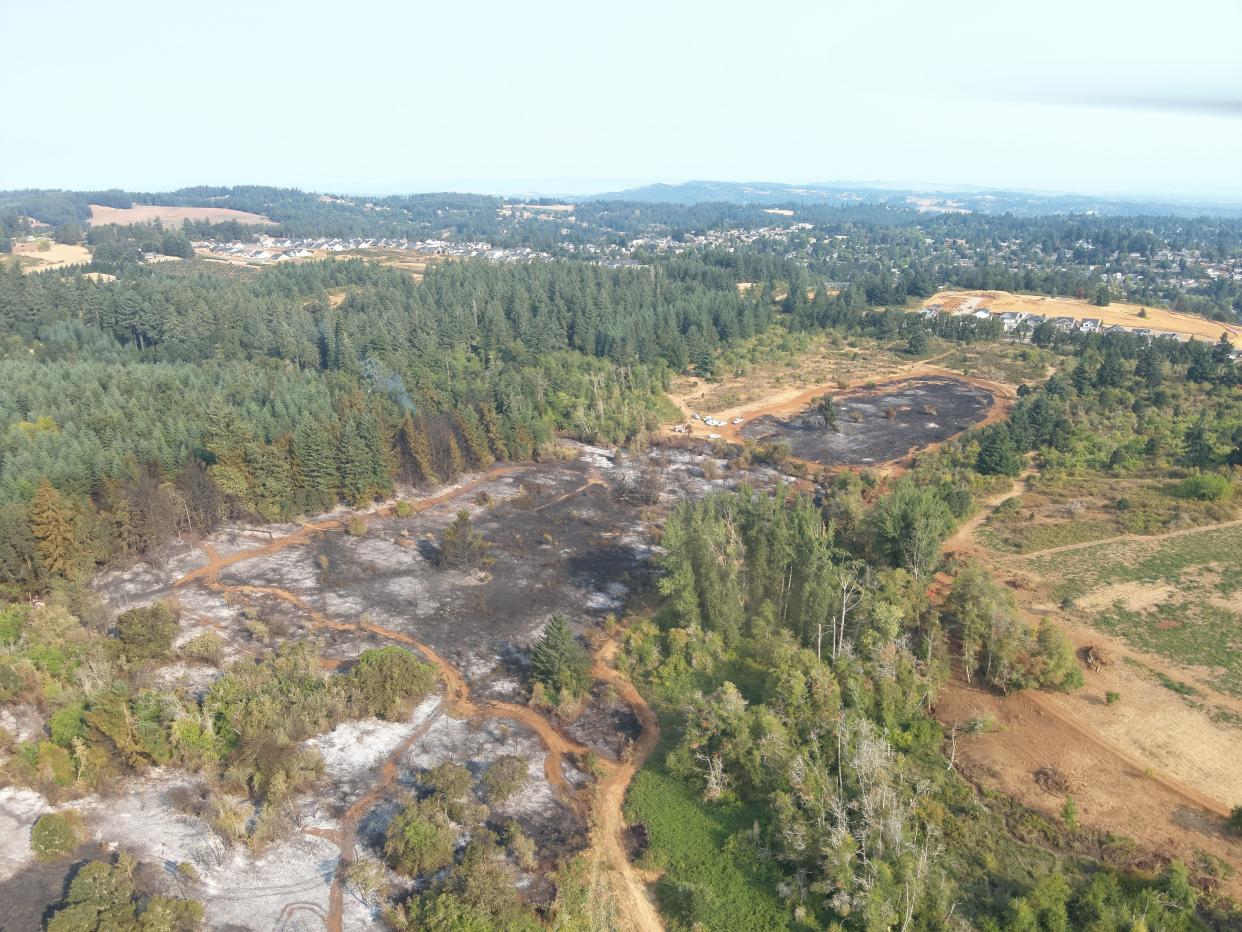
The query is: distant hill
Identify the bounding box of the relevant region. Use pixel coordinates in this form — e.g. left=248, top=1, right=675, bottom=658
left=584, top=180, right=1242, bottom=217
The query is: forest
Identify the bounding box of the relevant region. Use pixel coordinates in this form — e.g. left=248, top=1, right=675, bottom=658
left=620, top=328, right=1240, bottom=930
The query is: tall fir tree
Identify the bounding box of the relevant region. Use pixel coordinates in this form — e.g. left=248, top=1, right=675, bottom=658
left=29, top=479, right=78, bottom=579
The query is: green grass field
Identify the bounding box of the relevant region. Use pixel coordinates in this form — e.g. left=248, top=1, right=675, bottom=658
left=1026, top=524, right=1242, bottom=695
left=623, top=733, right=799, bottom=932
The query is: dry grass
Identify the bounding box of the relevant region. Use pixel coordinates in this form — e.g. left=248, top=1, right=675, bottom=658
left=12, top=240, right=92, bottom=274
left=89, top=204, right=273, bottom=228
left=929, top=289, right=1242, bottom=347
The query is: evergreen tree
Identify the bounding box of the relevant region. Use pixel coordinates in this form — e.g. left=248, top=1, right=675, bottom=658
left=400, top=415, right=440, bottom=488
left=529, top=614, right=590, bottom=700
left=29, top=479, right=79, bottom=580
left=1181, top=418, right=1215, bottom=468
left=976, top=427, right=1022, bottom=476
left=479, top=402, right=510, bottom=461
left=294, top=421, right=339, bottom=512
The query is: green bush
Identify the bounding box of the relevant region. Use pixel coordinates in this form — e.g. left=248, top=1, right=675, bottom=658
left=31, top=811, right=82, bottom=861
left=481, top=755, right=529, bottom=805
left=114, top=602, right=179, bottom=663
left=1170, top=473, right=1232, bottom=501
left=1227, top=805, right=1242, bottom=838
left=385, top=799, right=456, bottom=877
left=347, top=647, right=436, bottom=720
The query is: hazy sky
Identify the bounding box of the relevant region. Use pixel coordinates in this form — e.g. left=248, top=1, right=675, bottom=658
left=2, top=0, right=1240, bottom=201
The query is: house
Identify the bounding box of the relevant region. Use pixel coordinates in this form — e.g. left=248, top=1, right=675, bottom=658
left=1051, top=316, right=1077, bottom=332
left=1025, top=315, right=1047, bottom=328
left=972, top=308, right=992, bottom=320
left=998, top=312, right=1026, bottom=332
left=1079, top=318, right=1102, bottom=333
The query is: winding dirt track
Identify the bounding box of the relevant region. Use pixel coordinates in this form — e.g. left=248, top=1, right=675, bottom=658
left=171, top=464, right=664, bottom=932
left=1000, top=517, right=1242, bottom=561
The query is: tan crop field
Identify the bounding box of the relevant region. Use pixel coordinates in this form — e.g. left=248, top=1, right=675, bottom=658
left=88, top=203, right=274, bottom=227
left=928, top=289, right=1242, bottom=347
left=10, top=240, right=92, bottom=273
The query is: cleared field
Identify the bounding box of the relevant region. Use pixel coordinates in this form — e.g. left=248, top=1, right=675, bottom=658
left=1022, top=522, right=1242, bottom=696
left=10, top=240, right=91, bottom=274
left=978, top=473, right=1237, bottom=555
left=88, top=203, right=273, bottom=227
left=929, top=289, right=1242, bottom=348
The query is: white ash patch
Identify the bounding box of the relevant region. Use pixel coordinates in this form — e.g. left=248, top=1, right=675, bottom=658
left=579, top=447, right=616, bottom=470
left=309, top=698, right=441, bottom=788
left=70, top=771, right=209, bottom=868
left=219, top=547, right=320, bottom=591
left=0, top=786, right=51, bottom=881
left=94, top=546, right=206, bottom=607
left=146, top=661, right=222, bottom=698
left=194, top=832, right=339, bottom=931
left=585, top=581, right=629, bottom=613
left=0, top=703, right=45, bottom=743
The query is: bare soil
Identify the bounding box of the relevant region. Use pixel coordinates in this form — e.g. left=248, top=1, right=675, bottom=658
left=88, top=204, right=273, bottom=228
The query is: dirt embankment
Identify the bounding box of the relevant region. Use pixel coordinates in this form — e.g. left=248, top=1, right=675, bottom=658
left=172, top=463, right=664, bottom=932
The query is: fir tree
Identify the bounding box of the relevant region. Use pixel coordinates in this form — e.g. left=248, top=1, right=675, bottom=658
left=529, top=614, right=590, bottom=700
left=479, top=402, right=510, bottom=461
left=29, top=479, right=78, bottom=579
left=400, top=415, right=440, bottom=488
left=976, top=427, right=1022, bottom=476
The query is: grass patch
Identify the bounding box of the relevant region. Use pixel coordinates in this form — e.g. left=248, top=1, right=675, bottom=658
left=1030, top=526, right=1242, bottom=694
left=624, top=729, right=798, bottom=932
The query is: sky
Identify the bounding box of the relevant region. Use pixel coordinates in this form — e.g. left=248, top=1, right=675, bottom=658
left=2, top=0, right=1240, bottom=202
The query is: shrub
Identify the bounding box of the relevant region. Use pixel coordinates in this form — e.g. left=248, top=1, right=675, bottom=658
left=347, top=647, right=436, bottom=719
left=114, top=602, right=179, bottom=663
left=1227, top=805, right=1242, bottom=837
left=1170, top=473, right=1232, bottom=501
left=181, top=631, right=225, bottom=666
left=347, top=515, right=367, bottom=536
left=31, top=811, right=82, bottom=861
left=394, top=500, right=413, bottom=518
left=385, top=799, right=456, bottom=877
left=1105, top=690, right=1121, bottom=705
left=481, top=755, right=529, bottom=805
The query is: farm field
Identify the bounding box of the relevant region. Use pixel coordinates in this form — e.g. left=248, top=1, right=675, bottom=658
left=978, top=472, right=1238, bottom=555
left=8, top=239, right=91, bottom=273
left=88, top=203, right=274, bottom=227
left=928, top=289, right=1242, bottom=348
left=935, top=481, right=1242, bottom=896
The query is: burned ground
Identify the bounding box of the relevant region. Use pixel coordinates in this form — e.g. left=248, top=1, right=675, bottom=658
left=0, top=444, right=785, bottom=930
left=740, top=376, right=992, bottom=467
